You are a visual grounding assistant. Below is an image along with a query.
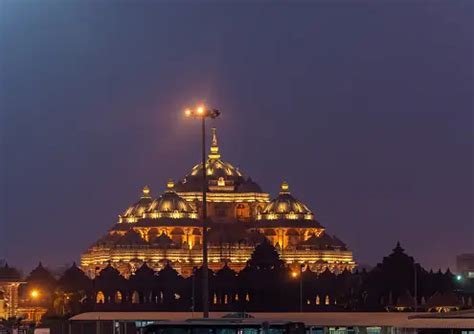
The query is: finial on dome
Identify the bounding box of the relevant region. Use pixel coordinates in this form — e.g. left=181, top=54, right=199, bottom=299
left=209, top=127, right=221, bottom=160
left=166, top=179, right=175, bottom=191
left=142, top=185, right=151, bottom=198
left=280, top=181, right=290, bottom=193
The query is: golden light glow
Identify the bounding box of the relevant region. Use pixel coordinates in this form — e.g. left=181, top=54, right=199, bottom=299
left=197, top=106, right=204, bottom=114
left=96, top=291, right=105, bottom=304
left=281, top=181, right=289, bottom=192
left=217, top=177, right=225, bottom=187
left=185, top=109, right=191, bottom=116
left=30, top=290, right=39, bottom=299
left=291, top=271, right=298, bottom=278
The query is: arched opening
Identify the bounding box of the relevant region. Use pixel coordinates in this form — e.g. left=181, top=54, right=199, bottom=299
left=171, top=228, right=184, bottom=245
left=131, top=291, right=140, bottom=304
left=325, top=295, right=330, bottom=305
left=114, top=291, right=122, bottom=304
left=236, top=204, right=249, bottom=220
left=286, top=229, right=299, bottom=247
left=96, top=291, right=105, bottom=304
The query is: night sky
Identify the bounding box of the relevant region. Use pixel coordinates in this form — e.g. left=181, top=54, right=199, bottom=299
left=1, top=1, right=472, bottom=273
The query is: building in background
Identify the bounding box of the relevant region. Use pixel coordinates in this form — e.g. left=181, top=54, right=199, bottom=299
left=81, top=128, right=355, bottom=277
left=0, top=263, right=24, bottom=319
left=457, top=253, right=474, bottom=279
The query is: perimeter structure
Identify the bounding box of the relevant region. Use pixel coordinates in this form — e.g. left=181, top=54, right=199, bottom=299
left=81, top=128, right=356, bottom=277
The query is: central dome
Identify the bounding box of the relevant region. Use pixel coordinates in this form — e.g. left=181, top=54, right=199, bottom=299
left=175, top=128, right=262, bottom=193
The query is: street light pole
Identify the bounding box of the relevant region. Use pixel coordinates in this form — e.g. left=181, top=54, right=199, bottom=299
left=414, top=262, right=418, bottom=312
left=291, top=265, right=303, bottom=312
left=299, top=265, right=303, bottom=313
left=185, top=105, right=220, bottom=319
left=201, top=116, right=210, bottom=318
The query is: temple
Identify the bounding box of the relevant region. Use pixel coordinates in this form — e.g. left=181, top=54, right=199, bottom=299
left=81, top=128, right=356, bottom=277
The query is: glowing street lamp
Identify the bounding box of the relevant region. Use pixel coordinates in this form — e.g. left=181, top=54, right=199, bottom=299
left=184, top=105, right=220, bottom=318
left=30, top=289, right=40, bottom=299
left=291, top=265, right=304, bottom=312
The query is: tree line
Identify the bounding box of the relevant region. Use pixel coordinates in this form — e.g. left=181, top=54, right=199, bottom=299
left=16, top=241, right=474, bottom=316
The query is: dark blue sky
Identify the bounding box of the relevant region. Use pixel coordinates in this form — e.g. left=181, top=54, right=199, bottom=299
left=1, top=1, right=472, bottom=273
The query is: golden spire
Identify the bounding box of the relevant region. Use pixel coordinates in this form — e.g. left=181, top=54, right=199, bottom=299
left=208, top=127, right=221, bottom=160
left=142, top=185, right=151, bottom=198
left=280, top=181, right=290, bottom=194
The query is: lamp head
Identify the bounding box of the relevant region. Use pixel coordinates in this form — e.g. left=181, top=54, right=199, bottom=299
left=184, top=106, right=220, bottom=119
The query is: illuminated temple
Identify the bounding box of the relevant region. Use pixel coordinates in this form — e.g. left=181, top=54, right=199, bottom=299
left=81, top=128, right=356, bottom=277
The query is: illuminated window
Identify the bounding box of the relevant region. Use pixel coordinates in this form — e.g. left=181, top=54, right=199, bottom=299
left=218, top=177, right=225, bottom=186
left=316, top=295, right=320, bottom=305
left=131, top=291, right=140, bottom=304
left=325, top=295, right=330, bottom=305
left=236, top=204, right=248, bottom=219
left=96, top=291, right=105, bottom=304
left=114, top=291, right=122, bottom=304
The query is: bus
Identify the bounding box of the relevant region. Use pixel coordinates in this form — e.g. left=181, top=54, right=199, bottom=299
left=143, top=319, right=306, bottom=334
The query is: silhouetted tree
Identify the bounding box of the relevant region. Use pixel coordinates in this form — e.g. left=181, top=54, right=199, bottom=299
left=55, top=263, right=91, bottom=315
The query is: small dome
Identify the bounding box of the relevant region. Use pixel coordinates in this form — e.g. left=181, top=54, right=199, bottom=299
left=120, top=186, right=154, bottom=223
left=257, top=182, right=314, bottom=221
left=147, top=181, right=198, bottom=219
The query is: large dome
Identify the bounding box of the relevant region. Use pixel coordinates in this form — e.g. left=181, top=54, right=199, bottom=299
left=174, top=127, right=263, bottom=193
left=257, top=182, right=315, bottom=221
